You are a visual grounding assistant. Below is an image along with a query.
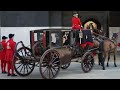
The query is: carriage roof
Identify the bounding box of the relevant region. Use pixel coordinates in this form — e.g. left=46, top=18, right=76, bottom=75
left=30, top=28, right=72, bottom=33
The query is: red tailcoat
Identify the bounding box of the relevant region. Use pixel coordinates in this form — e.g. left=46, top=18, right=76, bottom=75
left=0, top=40, right=7, bottom=60
left=72, top=17, right=82, bottom=30
left=5, top=39, right=16, bottom=62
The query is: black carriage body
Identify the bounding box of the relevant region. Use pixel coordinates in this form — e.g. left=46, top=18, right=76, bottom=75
left=30, top=28, right=76, bottom=65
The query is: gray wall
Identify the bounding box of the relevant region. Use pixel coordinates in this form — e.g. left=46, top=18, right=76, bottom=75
left=0, top=11, right=1, bottom=27
left=109, top=11, right=120, bottom=27
left=1, top=11, right=49, bottom=27
left=49, top=11, right=62, bottom=26
left=62, top=11, right=73, bottom=26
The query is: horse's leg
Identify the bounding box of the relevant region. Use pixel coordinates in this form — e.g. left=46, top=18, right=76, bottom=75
left=98, top=53, right=102, bottom=66
left=107, top=53, right=110, bottom=67
left=114, top=53, right=117, bottom=67
left=102, top=57, right=105, bottom=70
left=101, top=53, right=106, bottom=70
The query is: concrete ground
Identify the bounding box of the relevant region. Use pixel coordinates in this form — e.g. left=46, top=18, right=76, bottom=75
left=0, top=52, right=120, bottom=79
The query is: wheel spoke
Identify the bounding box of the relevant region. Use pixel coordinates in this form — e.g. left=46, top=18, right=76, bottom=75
left=52, top=59, right=59, bottom=64
left=84, top=63, right=88, bottom=70
left=26, top=51, right=31, bottom=56
left=20, top=50, right=24, bottom=57
left=26, top=65, right=29, bottom=73
left=16, top=63, right=23, bottom=69
left=27, top=64, right=32, bottom=70
left=42, top=67, right=48, bottom=74
left=50, top=68, right=55, bottom=77
left=51, top=66, right=58, bottom=72
left=20, top=64, right=24, bottom=73
left=46, top=67, right=49, bottom=78
left=49, top=68, right=51, bottom=79
left=23, top=65, right=25, bottom=74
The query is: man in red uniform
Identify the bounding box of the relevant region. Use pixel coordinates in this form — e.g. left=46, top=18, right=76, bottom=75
left=72, top=12, right=83, bottom=47
left=6, top=34, right=17, bottom=76
left=72, top=11, right=83, bottom=30
left=0, top=36, right=7, bottom=74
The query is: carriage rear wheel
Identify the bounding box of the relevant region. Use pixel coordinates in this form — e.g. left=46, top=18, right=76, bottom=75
left=39, top=49, right=61, bottom=79
left=81, top=52, right=94, bottom=73
left=61, top=63, right=71, bottom=69
left=13, top=47, right=35, bottom=76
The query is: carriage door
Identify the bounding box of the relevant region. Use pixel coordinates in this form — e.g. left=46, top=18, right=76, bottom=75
left=50, top=31, right=62, bottom=48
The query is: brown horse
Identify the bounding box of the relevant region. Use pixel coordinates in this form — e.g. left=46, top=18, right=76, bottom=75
left=104, top=33, right=118, bottom=67
left=98, top=33, right=118, bottom=70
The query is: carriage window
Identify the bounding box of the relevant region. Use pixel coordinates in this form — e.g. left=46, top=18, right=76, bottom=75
left=34, top=33, right=37, bottom=42
left=62, top=31, right=70, bottom=46
left=38, top=33, right=43, bottom=41
left=33, top=32, right=44, bottom=44
left=50, top=32, right=61, bottom=47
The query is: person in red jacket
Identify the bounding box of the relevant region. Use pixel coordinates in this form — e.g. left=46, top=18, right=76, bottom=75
left=6, top=34, right=17, bottom=76
left=72, top=12, right=83, bottom=47
left=0, top=36, right=7, bottom=74
left=72, top=12, right=83, bottom=30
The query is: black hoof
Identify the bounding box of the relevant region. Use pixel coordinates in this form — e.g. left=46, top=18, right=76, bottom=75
left=115, top=65, right=117, bottom=67
left=103, top=67, right=105, bottom=70
left=106, top=65, right=109, bottom=67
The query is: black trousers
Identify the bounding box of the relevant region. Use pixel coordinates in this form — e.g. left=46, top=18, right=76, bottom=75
left=72, top=30, right=80, bottom=43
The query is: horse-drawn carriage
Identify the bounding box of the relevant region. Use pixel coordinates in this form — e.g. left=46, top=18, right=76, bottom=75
left=13, top=28, right=96, bottom=79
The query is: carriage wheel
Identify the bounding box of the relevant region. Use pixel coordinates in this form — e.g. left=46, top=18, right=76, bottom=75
left=40, top=49, right=61, bottom=79
left=13, top=47, right=35, bottom=76
left=61, top=63, right=71, bottom=69
left=32, top=41, right=45, bottom=60
left=81, top=52, right=94, bottom=73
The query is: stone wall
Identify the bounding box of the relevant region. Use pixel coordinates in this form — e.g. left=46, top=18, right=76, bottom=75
left=109, top=27, right=120, bottom=51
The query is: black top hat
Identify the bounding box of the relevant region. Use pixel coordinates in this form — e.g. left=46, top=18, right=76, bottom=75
left=9, top=34, right=15, bottom=38
left=2, top=36, right=8, bottom=39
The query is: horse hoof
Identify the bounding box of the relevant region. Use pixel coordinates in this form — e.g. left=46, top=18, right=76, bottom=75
left=115, top=65, right=117, bottom=67
left=106, top=65, right=109, bottom=67
left=103, top=68, right=105, bottom=70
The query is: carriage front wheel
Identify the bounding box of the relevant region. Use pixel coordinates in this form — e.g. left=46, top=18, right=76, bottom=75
left=39, top=49, right=61, bottom=79
left=13, top=47, right=35, bottom=76
left=81, top=52, right=94, bottom=73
